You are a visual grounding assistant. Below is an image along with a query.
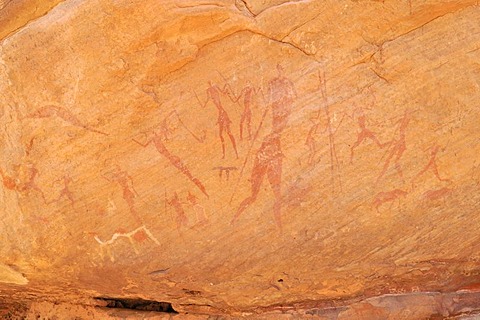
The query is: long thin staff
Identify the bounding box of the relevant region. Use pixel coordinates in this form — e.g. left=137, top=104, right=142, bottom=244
left=193, top=90, right=207, bottom=108
left=172, top=110, right=204, bottom=143
left=319, top=70, right=342, bottom=192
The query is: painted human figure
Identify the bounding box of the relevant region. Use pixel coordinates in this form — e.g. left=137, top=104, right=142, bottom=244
left=305, top=113, right=327, bottom=165
left=412, top=144, right=450, bottom=184
left=168, top=192, right=189, bottom=229
left=201, top=81, right=239, bottom=159
left=376, top=109, right=412, bottom=184
left=350, top=104, right=385, bottom=163
left=28, top=105, right=108, bottom=135
left=133, top=123, right=208, bottom=197
left=230, top=80, right=260, bottom=141
left=159, top=116, right=175, bottom=141
left=187, top=191, right=208, bottom=225
left=48, top=174, right=75, bottom=206
left=104, top=165, right=140, bottom=223
left=232, top=64, right=296, bottom=229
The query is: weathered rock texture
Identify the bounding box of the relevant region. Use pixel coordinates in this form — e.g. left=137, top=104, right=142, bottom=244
left=1, top=0, right=480, bottom=318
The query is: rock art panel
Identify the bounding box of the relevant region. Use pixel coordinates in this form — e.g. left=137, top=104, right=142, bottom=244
left=0, top=0, right=479, bottom=318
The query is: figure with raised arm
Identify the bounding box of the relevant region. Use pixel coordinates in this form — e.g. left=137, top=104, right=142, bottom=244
left=198, top=81, right=239, bottom=159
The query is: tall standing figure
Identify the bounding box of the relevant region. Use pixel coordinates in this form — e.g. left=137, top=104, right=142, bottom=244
left=200, top=81, right=239, bottom=159
left=376, top=109, right=412, bottom=184
left=230, top=80, right=260, bottom=141
left=232, top=65, right=296, bottom=229
left=168, top=192, right=189, bottom=230
left=104, top=165, right=140, bottom=223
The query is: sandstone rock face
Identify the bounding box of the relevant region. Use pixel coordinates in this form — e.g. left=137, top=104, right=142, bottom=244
left=1, top=0, right=480, bottom=318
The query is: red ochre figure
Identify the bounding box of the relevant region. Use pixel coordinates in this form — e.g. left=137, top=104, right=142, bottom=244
left=305, top=109, right=345, bottom=166
left=350, top=104, right=385, bottom=163
left=376, top=109, right=412, bottom=184
left=372, top=189, right=407, bottom=212
left=422, top=187, right=452, bottom=203
left=230, top=80, right=260, bottom=141
left=187, top=191, right=208, bottom=225
left=20, top=164, right=47, bottom=203
left=232, top=65, right=296, bottom=229
left=104, top=165, right=141, bottom=223
left=28, top=105, right=108, bottom=135
left=133, top=124, right=208, bottom=197
left=0, top=169, right=17, bottom=191
left=212, top=166, right=237, bottom=181
left=47, top=174, right=75, bottom=206
left=412, top=144, right=450, bottom=185
left=198, top=81, right=239, bottom=159
left=168, top=192, right=189, bottom=230
left=305, top=113, right=327, bottom=165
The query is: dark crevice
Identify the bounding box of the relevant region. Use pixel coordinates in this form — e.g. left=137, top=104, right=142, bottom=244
left=95, top=297, right=178, bottom=313
left=183, top=289, right=202, bottom=296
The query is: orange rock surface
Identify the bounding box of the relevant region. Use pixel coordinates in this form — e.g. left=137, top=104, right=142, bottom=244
left=1, top=0, right=480, bottom=318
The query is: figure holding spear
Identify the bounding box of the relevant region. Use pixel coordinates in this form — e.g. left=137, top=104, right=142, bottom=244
left=231, top=65, right=296, bottom=229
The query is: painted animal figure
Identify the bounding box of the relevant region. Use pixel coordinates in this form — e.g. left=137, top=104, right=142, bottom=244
left=1, top=165, right=46, bottom=203
left=372, top=189, right=407, bottom=212
left=422, top=187, right=452, bottom=203
left=93, top=225, right=159, bottom=262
